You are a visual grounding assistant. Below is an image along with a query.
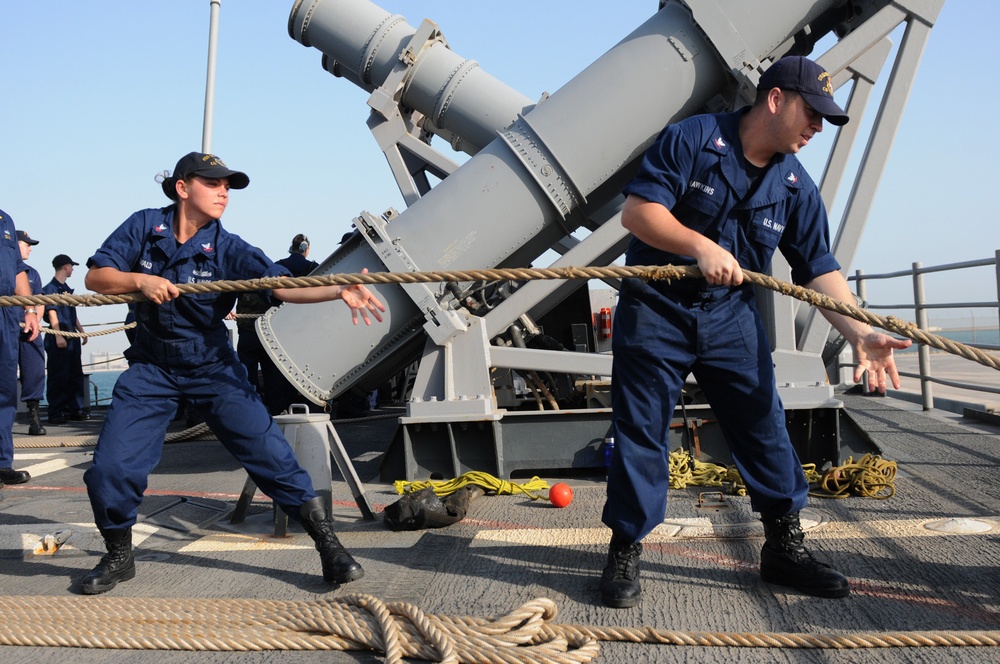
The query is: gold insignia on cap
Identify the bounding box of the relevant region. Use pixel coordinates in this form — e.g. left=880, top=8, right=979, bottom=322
left=818, top=71, right=833, bottom=96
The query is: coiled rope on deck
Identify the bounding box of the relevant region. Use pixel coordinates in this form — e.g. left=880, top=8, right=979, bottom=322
left=3, top=265, right=997, bottom=370
left=1, top=594, right=998, bottom=659
left=813, top=453, right=898, bottom=499
left=667, top=448, right=897, bottom=499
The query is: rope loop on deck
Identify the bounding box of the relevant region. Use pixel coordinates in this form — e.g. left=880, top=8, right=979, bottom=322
left=1, top=594, right=998, bottom=659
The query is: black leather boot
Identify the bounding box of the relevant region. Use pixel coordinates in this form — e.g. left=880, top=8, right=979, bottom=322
left=81, top=528, right=136, bottom=595
left=0, top=468, right=29, bottom=484
left=760, top=512, right=849, bottom=598
left=599, top=533, right=642, bottom=608
left=299, top=497, right=364, bottom=584
left=27, top=400, right=46, bottom=436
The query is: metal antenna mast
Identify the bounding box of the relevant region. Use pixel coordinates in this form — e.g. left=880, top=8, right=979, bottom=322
left=201, top=0, right=221, bottom=153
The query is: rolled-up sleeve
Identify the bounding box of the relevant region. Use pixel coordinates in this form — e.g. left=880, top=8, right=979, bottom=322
left=780, top=189, right=841, bottom=284
left=87, top=211, right=151, bottom=272
left=623, top=124, right=696, bottom=211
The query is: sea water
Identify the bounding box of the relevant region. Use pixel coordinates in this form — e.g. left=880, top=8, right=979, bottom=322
left=85, top=370, right=123, bottom=408
left=896, top=328, right=999, bottom=353
left=37, top=369, right=122, bottom=409
left=942, top=328, right=1000, bottom=347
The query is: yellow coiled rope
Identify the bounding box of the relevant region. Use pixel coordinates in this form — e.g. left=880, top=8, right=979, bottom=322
left=669, top=448, right=746, bottom=494
left=394, top=471, right=550, bottom=500
left=392, top=454, right=897, bottom=502
left=667, top=448, right=897, bottom=499
left=815, top=453, right=898, bottom=499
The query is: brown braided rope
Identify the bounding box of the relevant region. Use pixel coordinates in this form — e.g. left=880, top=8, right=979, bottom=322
left=543, top=622, right=1000, bottom=648
left=12, top=435, right=97, bottom=449
left=0, top=595, right=593, bottom=662
left=35, top=322, right=136, bottom=339
left=13, top=422, right=214, bottom=450
left=1, top=594, right=998, bottom=658
left=1, top=265, right=996, bottom=370
left=16, top=321, right=135, bottom=339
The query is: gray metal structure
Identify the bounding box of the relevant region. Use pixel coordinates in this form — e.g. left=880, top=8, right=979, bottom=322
left=263, top=0, right=944, bottom=480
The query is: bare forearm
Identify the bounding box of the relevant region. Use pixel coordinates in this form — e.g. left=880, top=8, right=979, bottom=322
left=86, top=267, right=146, bottom=295
left=622, top=195, right=714, bottom=259
left=273, top=285, right=344, bottom=304
left=87, top=267, right=182, bottom=305
left=622, top=195, right=743, bottom=286
left=16, top=272, right=40, bottom=339
left=806, top=271, right=873, bottom=344
left=274, top=270, right=385, bottom=326
left=14, top=271, right=31, bottom=298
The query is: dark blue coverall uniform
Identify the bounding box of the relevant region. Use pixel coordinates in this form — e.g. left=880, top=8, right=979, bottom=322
left=234, top=249, right=320, bottom=415
left=603, top=110, right=841, bottom=543
left=0, top=208, right=29, bottom=470
left=17, top=264, right=45, bottom=402
left=83, top=206, right=317, bottom=531
left=275, top=251, right=318, bottom=277
left=265, top=251, right=320, bottom=414
left=42, top=278, right=86, bottom=418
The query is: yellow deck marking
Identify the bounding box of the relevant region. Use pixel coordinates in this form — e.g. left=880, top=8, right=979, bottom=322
left=180, top=533, right=312, bottom=552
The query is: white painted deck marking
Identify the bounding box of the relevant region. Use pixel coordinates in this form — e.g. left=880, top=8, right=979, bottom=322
left=0, top=523, right=157, bottom=555
left=470, top=517, right=1000, bottom=546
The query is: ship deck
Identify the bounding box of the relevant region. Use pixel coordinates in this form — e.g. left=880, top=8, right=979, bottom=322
left=2, top=388, right=1000, bottom=663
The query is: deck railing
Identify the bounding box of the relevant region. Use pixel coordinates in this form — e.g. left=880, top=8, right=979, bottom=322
left=848, top=250, right=1000, bottom=410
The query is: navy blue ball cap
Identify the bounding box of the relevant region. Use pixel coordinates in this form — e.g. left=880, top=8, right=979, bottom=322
left=759, top=56, right=849, bottom=126
left=52, top=254, right=79, bottom=269
left=16, top=230, right=38, bottom=245
left=162, top=152, right=250, bottom=198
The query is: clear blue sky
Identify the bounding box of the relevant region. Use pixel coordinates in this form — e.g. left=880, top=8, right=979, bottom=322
left=1, top=1, right=994, bottom=360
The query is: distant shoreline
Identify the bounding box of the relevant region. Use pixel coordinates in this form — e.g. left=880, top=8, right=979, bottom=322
left=928, top=326, right=1000, bottom=333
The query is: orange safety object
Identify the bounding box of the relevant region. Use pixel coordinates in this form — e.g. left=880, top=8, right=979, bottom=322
left=599, top=307, right=612, bottom=339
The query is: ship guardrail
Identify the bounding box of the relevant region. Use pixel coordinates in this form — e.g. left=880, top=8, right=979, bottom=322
left=849, top=249, right=999, bottom=411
